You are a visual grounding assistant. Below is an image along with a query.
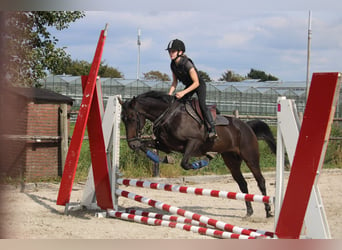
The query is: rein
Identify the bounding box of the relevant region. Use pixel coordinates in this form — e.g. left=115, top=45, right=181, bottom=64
left=153, top=98, right=177, bottom=130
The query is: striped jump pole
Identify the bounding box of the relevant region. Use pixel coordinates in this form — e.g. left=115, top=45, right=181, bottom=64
left=117, top=178, right=273, bottom=204
left=115, top=188, right=270, bottom=238
left=126, top=209, right=275, bottom=238
left=126, top=209, right=211, bottom=228
left=108, top=210, right=255, bottom=239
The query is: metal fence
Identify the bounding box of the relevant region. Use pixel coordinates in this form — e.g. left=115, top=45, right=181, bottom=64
left=40, top=75, right=342, bottom=122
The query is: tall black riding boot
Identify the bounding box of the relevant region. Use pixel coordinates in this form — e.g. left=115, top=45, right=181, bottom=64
left=206, top=109, right=217, bottom=140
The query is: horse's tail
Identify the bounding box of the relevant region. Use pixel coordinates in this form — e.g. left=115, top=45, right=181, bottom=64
left=246, top=119, right=276, bottom=154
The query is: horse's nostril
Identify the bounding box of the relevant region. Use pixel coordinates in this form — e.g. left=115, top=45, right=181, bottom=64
left=129, top=142, right=138, bottom=150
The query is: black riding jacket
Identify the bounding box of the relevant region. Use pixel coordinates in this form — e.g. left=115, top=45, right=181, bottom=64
left=170, top=55, right=205, bottom=88
left=170, top=55, right=214, bottom=128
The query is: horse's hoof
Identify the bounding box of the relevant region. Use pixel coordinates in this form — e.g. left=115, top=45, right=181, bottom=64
left=245, top=212, right=253, bottom=218
left=242, top=214, right=252, bottom=220
left=266, top=212, right=274, bottom=218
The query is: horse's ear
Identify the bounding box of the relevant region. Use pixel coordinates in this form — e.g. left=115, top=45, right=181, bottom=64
left=130, top=96, right=137, bottom=108
left=118, top=97, right=123, bottom=105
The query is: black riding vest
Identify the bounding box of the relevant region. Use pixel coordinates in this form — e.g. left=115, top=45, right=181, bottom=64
left=170, top=55, right=205, bottom=87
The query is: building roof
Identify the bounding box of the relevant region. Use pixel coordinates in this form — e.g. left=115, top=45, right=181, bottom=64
left=10, top=87, right=73, bottom=105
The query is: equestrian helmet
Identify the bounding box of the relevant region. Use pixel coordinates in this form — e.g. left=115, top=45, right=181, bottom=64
left=166, top=39, right=185, bottom=52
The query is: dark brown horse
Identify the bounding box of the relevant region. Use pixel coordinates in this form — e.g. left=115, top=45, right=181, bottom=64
left=119, top=91, right=274, bottom=218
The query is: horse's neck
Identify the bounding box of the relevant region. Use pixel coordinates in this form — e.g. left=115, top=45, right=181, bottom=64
left=139, top=101, right=169, bottom=122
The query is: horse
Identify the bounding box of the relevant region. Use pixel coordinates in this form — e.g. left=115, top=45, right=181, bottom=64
left=119, top=90, right=274, bottom=218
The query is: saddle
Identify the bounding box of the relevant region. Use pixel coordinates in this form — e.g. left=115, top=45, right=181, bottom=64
left=184, top=99, right=229, bottom=126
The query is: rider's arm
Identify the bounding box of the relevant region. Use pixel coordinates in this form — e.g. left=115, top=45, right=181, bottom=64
left=168, top=72, right=178, bottom=95
left=175, top=68, right=200, bottom=99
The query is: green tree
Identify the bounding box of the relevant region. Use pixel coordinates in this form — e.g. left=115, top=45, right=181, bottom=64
left=98, top=62, right=124, bottom=78
left=57, top=59, right=89, bottom=76
left=198, top=70, right=211, bottom=82
left=247, top=68, right=278, bottom=82
left=57, top=59, right=123, bottom=78
left=143, top=70, right=170, bottom=81
left=219, top=70, right=245, bottom=82
left=3, top=11, right=85, bottom=87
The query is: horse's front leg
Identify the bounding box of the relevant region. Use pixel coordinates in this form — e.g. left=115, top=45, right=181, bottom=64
left=139, top=139, right=172, bottom=163
left=136, top=140, right=159, bottom=163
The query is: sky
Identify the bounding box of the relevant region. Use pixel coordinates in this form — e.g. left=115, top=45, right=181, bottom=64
left=45, top=3, right=342, bottom=81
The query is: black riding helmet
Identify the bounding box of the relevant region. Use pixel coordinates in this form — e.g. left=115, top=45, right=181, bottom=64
left=166, top=39, right=185, bottom=52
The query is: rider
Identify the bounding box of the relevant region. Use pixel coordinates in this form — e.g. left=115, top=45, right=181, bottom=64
left=166, top=39, right=217, bottom=140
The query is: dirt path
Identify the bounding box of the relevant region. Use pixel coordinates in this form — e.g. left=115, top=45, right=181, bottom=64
left=1, top=170, right=341, bottom=239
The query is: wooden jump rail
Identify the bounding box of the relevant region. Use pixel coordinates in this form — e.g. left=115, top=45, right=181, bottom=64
left=115, top=188, right=271, bottom=239
left=123, top=209, right=275, bottom=238
left=108, top=210, right=255, bottom=239
left=125, top=209, right=211, bottom=228
left=117, top=178, right=273, bottom=204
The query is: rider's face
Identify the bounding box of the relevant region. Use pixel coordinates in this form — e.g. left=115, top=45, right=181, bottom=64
left=168, top=49, right=182, bottom=60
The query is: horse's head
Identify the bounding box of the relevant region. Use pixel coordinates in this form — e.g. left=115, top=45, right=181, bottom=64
left=119, top=96, right=146, bottom=150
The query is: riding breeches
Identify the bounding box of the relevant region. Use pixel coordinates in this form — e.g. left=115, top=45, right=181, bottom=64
left=184, top=83, right=215, bottom=128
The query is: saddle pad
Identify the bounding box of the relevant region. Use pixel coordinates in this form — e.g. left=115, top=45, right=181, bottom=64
left=184, top=102, right=229, bottom=126
left=215, top=115, right=229, bottom=126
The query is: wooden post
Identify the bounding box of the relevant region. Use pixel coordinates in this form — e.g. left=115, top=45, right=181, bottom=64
left=59, top=104, right=68, bottom=173
left=233, top=109, right=239, bottom=118
left=152, top=149, right=160, bottom=177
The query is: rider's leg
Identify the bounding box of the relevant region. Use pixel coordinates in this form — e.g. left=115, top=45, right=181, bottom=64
left=205, top=109, right=217, bottom=139
left=196, top=85, right=217, bottom=139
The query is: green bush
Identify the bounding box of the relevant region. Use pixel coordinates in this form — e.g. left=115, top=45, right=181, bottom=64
left=324, top=122, right=342, bottom=168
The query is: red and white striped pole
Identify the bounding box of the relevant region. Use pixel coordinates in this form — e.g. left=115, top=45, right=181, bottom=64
left=125, top=209, right=210, bottom=228
left=108, top=210, right=255, bottom=239
left=117, top=178, right=273, bottom=204
left=126, top=209, right=275, bottom=238
left=115, top=188, right=269, bottom=238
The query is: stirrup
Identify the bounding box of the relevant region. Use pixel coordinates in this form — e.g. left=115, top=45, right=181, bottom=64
left=208, top=130, right=218, bottom=140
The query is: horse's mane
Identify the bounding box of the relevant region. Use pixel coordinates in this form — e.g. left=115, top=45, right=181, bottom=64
left=137, top=91, right=172, bottom=104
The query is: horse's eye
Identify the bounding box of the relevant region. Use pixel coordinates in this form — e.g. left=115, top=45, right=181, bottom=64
left=121, top=114, right=128, bottom=122
left=128, top=114, right=135, bottom=120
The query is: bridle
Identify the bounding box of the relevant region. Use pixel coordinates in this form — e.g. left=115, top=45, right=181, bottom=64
left=123, top=97, right=177, bottom=144
left=124, top=106, right=145, bottom=144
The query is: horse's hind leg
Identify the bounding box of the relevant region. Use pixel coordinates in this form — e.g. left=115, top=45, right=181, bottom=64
left=180, top=140, right=202, bottom=170
left=221, top=152, right=253, bottom=217
left=242, top=151, right=273, bottom=218
left=251, top=169, right=272, bottom=218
